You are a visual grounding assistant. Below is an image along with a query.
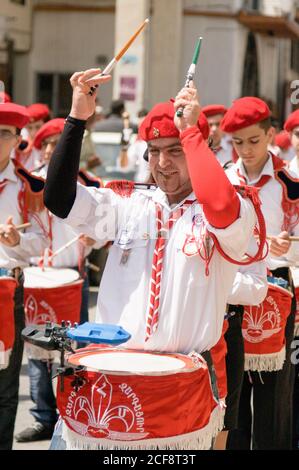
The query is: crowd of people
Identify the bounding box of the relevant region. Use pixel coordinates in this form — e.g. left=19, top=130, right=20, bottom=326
left=0, top=66, right=299, bottom=450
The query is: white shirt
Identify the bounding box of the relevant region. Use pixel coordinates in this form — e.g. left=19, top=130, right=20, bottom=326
left=227, top=236, right=268, bottom=306
left=60, top=183, right=256, bottom=354
left=32, top=165, right=92, bottom=268
left=0, top=160, right=49, bottom=269
left=226, top=156, right=299, bottom=271
left=11, top=147, right=41, bottom=172
left=290, top=156, right=299, bottom=176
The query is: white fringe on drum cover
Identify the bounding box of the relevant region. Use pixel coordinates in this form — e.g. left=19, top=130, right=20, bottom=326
left=61, top=405, right=225, bottom=451
left=244, top=346, right=286, bottom=373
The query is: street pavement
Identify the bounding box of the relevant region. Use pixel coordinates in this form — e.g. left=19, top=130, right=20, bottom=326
left=13, top=287, right=98, bottom=450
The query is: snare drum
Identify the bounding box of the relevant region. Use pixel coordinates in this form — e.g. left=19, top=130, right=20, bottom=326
left=57, top=348, right=224, bottom=450
left=0, top=277, right=17, bottom=370
left=242, top=282, right=293, bottom=372
left=24, top=267, right=83, bottom=359
left=290, top=267, right=299, bottom=337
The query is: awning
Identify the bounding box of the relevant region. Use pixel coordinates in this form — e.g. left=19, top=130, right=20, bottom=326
left=237, top=11, right=299, bottom=40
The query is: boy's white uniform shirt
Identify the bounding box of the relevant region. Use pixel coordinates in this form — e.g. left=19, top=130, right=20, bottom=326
left=290, top=156, right=299, bottom=176
left=32, top=164, right=93, bottom=268
left=226, top=156, right=299, bottom=271
left=0, top=160, right=49, bottom=269
left=214, top=138, right=233, bottom=168
left=60, top=183, right=256, bottom=354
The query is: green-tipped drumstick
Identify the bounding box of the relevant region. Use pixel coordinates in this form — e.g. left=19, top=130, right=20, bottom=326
left=176, top=37, right=202, bottom=117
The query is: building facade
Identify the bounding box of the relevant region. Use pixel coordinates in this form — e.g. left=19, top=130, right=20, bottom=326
left=3, top=0, right=299, bottom=121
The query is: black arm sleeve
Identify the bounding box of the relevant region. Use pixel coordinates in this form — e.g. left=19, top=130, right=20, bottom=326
left=44, top=116, right=86, bottom=218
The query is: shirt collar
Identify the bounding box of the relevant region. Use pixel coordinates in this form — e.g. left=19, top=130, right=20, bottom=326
left=152, top=187, right=196, bottom=211
left=0, top=159, right=18, bottom=183
left=236, top=153, right=274, bottom=184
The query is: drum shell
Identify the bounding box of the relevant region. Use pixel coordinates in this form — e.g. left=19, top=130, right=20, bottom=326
left=24, top=268, right=83, bottom=326
left=242, top=283, right=293, bottom=371
left=57, top=348, right=224, bottom=450
left=0, top=277, right=17, bottom=370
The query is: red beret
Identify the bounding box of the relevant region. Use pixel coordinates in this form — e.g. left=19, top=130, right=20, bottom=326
left=220, top=97, right=271, bottom=133
left=33, top=118, right=65, bottom=149
left=0, top=103, right=29, bottom=128
left=27, top=103, right=50, bottom=122
left=274, top=130, right=291, bottom=150
left=0, top=92, right=12, bottom=103
left=138, top=100, right=210, bottom=142
left=284, top=109, right=299, bottom=132
left=202, top=104, right=227, bottom=118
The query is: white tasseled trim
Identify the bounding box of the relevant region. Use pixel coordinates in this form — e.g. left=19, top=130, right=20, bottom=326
left=244, top=346, right=286, bottom=372
left=62, top=404, right=225, bottom=451
left=0, top=349, right=12, bottom=370
left=25, top=343, right=56, bottom=361
left=294, top=322, right=299, bottom=338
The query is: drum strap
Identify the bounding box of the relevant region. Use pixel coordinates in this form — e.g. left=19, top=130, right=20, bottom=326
left=201, top=350, right=219, bottom=402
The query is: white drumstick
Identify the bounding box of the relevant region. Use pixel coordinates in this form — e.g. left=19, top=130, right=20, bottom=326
left=266, top=235, right=299, bottom=242
left=49, top=235, right=80, bottom=260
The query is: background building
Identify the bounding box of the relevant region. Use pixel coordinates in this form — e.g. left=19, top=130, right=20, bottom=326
left=1, top=0, right=299, bottom=122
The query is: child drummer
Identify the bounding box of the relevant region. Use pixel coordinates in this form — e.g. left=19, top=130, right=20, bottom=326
left=0, top=103, right=49, bottom=449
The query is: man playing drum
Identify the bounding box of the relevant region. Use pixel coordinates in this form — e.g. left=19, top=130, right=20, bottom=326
left=0, top=103, right=49, bottom=449
left=44, top=69, right=264, bottom=449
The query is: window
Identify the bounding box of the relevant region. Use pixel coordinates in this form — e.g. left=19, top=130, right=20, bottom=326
left=291, top=40, right=299, bottom=73
left=243, top=0, right=260, bottom=10
left=36, top=73, right=73, bottom=117
left=10, top=0, right=26, bottom=5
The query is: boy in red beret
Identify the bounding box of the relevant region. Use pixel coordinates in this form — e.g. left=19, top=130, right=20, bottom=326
left=15, top=117, right=100, bottom=443
left=202, top=104, right=233, bottom=168
left=14, top=103, right=50, bottom=171
left=274, top=130, right=295, bottom=162
left=0, top=103, right=49, bottom=449
left=284, top=109, right=299, bottom=175
left=223, top=96, right=299, bottom=449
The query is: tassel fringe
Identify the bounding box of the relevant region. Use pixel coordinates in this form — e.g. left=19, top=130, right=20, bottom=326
left=244, top=347, right=286, bottom=372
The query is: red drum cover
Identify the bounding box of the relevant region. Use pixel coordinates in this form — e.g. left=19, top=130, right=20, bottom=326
left=57, top=349, right=224, bottom=450
left=0, top=278, right=17, bottom=369
left=24, top=281, right=83, bottom=327
left=242, top=283, right=293, bottom=371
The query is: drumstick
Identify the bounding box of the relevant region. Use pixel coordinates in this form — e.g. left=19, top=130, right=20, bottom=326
left=0, top=222, right=31, bottom=238
left=16, top=222, right=31, bottom=231
left=86, top=18, right=149, bottom=82
left=49, top=235, right=80, bottom=260
left=266, top=235, right=299, bottom=242
left=86, top=261, right=101, bottom=273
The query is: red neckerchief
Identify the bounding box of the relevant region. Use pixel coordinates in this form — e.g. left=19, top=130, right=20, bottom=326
left=145, top=199, right=195, bottom=341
